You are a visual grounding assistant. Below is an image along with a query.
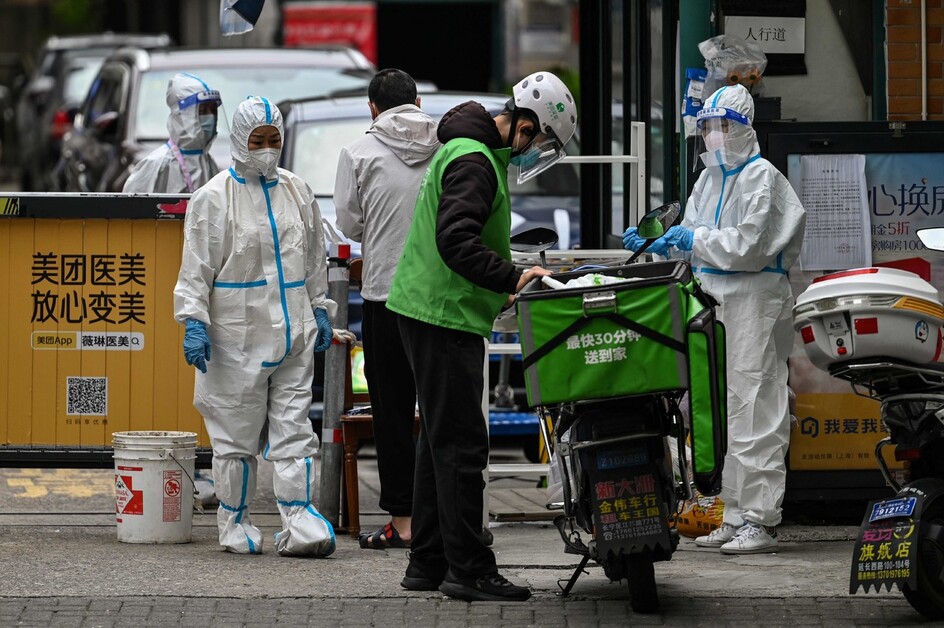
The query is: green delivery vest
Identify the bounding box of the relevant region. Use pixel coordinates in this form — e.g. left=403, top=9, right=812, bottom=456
left=387, top=138, right=512, bottom=337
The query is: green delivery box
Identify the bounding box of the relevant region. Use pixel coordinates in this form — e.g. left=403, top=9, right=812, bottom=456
left=516, top=260, right=728, bottom=495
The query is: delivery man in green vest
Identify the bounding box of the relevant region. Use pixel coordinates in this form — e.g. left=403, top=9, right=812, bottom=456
left=386, top=71, right=578, bottom=602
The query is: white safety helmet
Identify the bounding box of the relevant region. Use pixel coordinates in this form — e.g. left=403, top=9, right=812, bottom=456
left=509, top=71, right=578, bottom=183
left=513, top=71, right=578, bottom=146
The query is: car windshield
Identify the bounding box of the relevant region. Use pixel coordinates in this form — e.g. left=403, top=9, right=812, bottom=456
left=292, top=118, right=370, bottom=195
left=290, top=116, right=581, bottom=198
left=134, top=67, right=370, bottom=142
left=63, top=61, right=103, bottom=104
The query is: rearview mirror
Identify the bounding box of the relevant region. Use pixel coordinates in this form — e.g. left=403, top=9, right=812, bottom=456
left=637, top=201, right=681, bottom=239
left=917, top=227, right=944, bottom=252
left=510, top=227, right=559, bottom=268
left=27, top=76, right=55, bottom=107
left=509, top=227, right=559, bottom=253
left=91, top=111, right=120, bottom=140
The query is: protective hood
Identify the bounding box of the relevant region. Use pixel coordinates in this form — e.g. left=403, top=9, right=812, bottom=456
left=166, top=73, right=220, bottom=152
left=696, top=84, right=759, bottom=169
left=367, top=104, right=440, bottom=166
left=230, top=96, right=284, bottom=179
left=437, top=100, right=503, bottom=149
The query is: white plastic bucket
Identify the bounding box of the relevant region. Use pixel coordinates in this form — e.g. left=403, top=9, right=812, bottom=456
left=112, top=431, right=197, bottom=543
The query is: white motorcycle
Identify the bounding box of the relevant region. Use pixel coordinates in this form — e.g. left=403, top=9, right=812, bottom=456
left=794, top=226, right=944, bottom=620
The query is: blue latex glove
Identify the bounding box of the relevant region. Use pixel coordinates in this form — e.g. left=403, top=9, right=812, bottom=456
left=183, top=318, right=211, bottom=373
left=621, top=227, right=648, bottom=252
left=662, top=225, right=695, bottom=251
left=314, top=308, right=333, bottom=353
left=646, top=237, right=671, bottom=256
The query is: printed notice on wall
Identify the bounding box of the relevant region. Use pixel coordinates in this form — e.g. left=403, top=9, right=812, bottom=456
left=795, top=154, right=871, bottom=271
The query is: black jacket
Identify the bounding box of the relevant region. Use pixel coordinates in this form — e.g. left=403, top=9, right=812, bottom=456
left=434, top=101, right=521, bottom=295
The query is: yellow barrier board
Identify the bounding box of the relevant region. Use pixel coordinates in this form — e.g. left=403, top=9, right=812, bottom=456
left=790, top=393, right=903, bottom=472
left=0, top=218, right=207, bottom=448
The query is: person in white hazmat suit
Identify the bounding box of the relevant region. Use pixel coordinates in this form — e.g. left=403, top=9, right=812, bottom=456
left=123, top=72, right=223, bottom=507
left=623, top=83, right=805, bottom=554
left=123, top=73, right=222, bottom=194
left=173, top=96, right=336, bottom=556
left=334, top=68, right=440, bottom=550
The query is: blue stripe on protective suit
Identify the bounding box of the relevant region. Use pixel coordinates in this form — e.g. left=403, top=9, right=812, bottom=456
left=261, top=175, right=292, bottom=368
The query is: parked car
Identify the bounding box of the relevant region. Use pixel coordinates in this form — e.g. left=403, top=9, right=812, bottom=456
left=15, top=32, right=172, bottom=191
left=56, top=46, right=375, bottom=193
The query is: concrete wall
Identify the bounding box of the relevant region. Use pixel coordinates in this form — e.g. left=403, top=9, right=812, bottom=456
left=762, top=0, right=869, bottom=122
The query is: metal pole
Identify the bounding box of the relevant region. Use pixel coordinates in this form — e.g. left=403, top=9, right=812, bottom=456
left=318, top=244, right=350, bottom=526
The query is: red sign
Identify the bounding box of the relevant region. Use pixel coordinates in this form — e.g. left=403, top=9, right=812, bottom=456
left=115, top=474, right=143, bottom=515
left=283, top=2, right=378, bottom=65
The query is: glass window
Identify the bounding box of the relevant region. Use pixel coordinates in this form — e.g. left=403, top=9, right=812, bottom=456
left=63, top=62, right=104, bottom=104
left=291, top=118, right=368, bottom=196
left=133, top=67, right=371, bottom=143
left=83, top=68, right=125, bottom=123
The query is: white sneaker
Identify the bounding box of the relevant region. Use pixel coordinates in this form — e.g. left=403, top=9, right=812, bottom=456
left=719, top=522, right=778, bottom=554
left=693, top=522, right=740, bottom=548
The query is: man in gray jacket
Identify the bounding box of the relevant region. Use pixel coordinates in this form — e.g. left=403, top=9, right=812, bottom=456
left=334, top=68, right=440, bottom=550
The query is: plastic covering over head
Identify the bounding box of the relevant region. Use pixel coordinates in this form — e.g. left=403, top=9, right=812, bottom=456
left=167, top=72, right=222, bottom=151
left=121, top=73, right=222, bottom=193
left=510, top=71, right=578, bottom=183
left=693, top=84, right=759, bottom=171
left=230, top=95, right=284, bottom=179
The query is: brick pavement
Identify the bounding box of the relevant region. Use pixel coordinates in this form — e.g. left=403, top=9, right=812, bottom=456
left=0, top=595, right=930, bottom=627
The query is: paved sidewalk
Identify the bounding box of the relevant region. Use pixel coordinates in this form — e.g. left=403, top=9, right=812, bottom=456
left=0, top=595, right=924, bottom=627
left=0, top=449, right=939, bottom=626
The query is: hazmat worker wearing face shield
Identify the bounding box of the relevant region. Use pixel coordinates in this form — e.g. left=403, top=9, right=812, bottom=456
left=173, top=96, right=336, bottom=557
left=386, top=71, right=577, bottom=601
left=623, top=83, right=805, bottom=554
left=122, top=73, right=221, bottom=193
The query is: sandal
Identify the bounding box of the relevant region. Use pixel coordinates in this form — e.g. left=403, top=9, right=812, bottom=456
left=359, top=521, right=410, bottom=549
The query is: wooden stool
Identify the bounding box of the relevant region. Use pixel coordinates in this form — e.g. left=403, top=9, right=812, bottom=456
left=340, top=411, right=420, bottom=538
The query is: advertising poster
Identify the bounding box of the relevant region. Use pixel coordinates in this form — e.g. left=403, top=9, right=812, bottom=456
left=0, top=218, right=206, bottom=449
left=787, top=153, right=944, bottom=472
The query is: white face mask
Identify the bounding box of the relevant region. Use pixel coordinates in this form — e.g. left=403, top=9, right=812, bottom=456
left=248, top=148, right=279, bottom=175
left=704, top=129, right=726, bottom=151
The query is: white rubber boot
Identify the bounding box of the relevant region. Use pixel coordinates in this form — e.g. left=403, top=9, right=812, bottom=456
left=214, top=456, right=263, bottom=554
left=272, top=457, right=335, bottom=557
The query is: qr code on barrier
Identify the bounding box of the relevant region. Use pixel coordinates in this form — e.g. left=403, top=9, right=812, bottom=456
left=66, top=377, right=108, bottom=416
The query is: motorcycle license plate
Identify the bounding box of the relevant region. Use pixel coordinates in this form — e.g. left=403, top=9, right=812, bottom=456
left=868, top=496, right=917, bottom=522
left=596, top=447, right=649, bottom=470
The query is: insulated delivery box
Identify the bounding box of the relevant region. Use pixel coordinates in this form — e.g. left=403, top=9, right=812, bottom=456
left=516, top=260, right=727, bottom=495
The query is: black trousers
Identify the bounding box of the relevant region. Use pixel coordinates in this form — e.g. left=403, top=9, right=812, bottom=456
left=362, top=299, right=417, bottom=517
left=398, top=314, right=496, bottom=580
